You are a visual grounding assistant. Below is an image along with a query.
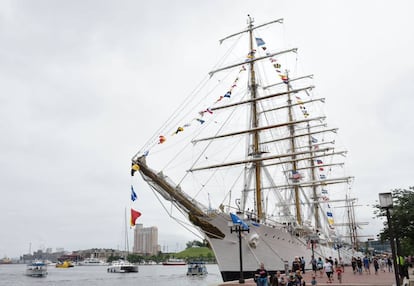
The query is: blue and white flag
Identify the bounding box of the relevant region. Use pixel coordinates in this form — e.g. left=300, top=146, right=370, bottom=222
left=255, top=37, right=266, bottom=47
left=230, top=213, right=249, bottom=230
left=131, top=185, right=137, bottom=201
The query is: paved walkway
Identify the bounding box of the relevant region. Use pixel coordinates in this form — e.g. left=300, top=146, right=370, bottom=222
left=218, top=266, right=413, bottom=286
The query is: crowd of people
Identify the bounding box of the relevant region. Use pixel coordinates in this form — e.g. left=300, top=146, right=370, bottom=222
left=255, top=256, right=342, bottom=286
left=350, top=255, right=411, bottom=284
left=254, top=254, right=413, bottom=286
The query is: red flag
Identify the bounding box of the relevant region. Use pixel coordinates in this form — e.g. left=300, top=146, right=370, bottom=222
left=130, top=208, right=141, bottom=226
left=158, top=135, right=166, bottom=144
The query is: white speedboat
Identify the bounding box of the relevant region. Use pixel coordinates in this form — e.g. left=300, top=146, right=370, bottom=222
left=25, top=260, right=48, bottom=277
left=107, top=259, right=138, bottom=273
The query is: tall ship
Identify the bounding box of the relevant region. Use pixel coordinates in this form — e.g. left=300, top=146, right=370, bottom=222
left=131, top=16, right=361, bottom=282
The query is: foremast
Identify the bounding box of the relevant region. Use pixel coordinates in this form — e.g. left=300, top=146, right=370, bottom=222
left=246, top=15, right=264, bottom=222
left=213, top=15, right=300, bottom=224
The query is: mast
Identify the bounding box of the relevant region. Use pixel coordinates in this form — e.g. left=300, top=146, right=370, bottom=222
left=286, top=70, right=302, bottom=225
left=125, top=207, right=129, bottom=254
left=347, top=196, right=359, bottom=250
left=247, top=15, right=263, bottom=221
left=308, top=123, right=321, bottom=229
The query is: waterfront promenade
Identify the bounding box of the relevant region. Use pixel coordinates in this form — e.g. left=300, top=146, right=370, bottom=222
left=219, top=266, right=413, bottom=286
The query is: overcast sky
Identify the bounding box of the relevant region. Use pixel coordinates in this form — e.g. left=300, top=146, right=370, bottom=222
left=1, top=1, right=413, bottom=258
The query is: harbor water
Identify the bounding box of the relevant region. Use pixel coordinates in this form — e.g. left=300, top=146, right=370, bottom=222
left=0, top=263, right=222, bottom=286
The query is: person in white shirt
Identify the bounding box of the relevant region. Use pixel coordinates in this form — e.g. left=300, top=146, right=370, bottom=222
left=323, top=258, right=333, bottom=283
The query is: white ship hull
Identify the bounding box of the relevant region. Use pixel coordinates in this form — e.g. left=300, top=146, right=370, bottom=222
left=204, top=213, right=358, bottom=281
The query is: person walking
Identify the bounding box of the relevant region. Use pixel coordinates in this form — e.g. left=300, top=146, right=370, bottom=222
left=292, top=257, right=301, bottom=273
left=373, top=257, right=379, bottom=275
left=387, top=255, right=393, bottom=272
left=351, top=257, right=357, bottom=274
left=363, top=256, right=371, bottom=274
left=379, top=256, right=386, bottom=273
left=316, top=257, right=324, bottom=278
left=301, top=257, right=306, bottom=274
left=335, top=265, right=343, bottom=284
left=310, top=255, right=317, bottom=275
left=356, top=257, right=363, bottom=274
left=324, top=258, right=333, bottom=284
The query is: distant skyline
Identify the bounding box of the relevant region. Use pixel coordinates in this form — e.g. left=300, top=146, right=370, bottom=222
left=1, top=0, right=414, bottom=258
left=18, top=222, right=185, bottom=257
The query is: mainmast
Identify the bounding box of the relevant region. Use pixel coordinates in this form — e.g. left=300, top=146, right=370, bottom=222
left=247, top=15, right=263, bottom=222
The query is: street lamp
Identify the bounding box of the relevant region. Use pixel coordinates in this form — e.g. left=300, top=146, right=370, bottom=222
left=308, top=234, right=319, bottom=263
left=230, top=213, right=250, bottom=284
left=379, top=192, right=400, bottom=286
left=334, top=239, right=342, bottom=263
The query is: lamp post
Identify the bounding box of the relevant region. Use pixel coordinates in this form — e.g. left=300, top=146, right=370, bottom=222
left=335, top=240, right=342, bottom=263
left=230, top=223, right=250, bottom=283
left=309, top=234, right=319, bottom=262
left=379, top=192, right=400, bottom=286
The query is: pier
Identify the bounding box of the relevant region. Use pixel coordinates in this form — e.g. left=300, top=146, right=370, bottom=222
left=218, top=266, right=413, bottom=286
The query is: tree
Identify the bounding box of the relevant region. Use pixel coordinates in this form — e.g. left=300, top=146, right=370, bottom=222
left=375, top=187, right=414, bottom=255
left=185, top=239, right=208, bottom=249
left=127, top=254, right=144, bottom=264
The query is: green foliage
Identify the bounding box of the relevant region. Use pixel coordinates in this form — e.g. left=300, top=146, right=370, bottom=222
left=375, top=187, right=414, bottom=255
left=185, top=239, right=209, bottom=249
left=175, top=246, right=215, bottom=261
left=127, top=254, right=144, bottom=263
left=107, top=255, right=121, bottom=263
left=130, top=240, right=215, bottom=264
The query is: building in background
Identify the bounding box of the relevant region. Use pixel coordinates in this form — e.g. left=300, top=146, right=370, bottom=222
left=133, top=224, right=159, bottom=256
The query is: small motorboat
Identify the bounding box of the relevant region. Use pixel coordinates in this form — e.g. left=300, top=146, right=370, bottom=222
left=25, top=260, right=48, bottom=277
left=56, top=260, right=74, bottom=268
left=107, top=259, right=138, bottom=273
left=186, top=261, right=208, bottom=276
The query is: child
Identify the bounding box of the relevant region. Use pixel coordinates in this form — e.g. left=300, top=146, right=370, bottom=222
left=336, top=266, right=343, bottom=284
left=311, top=275, right=317, bottom=286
